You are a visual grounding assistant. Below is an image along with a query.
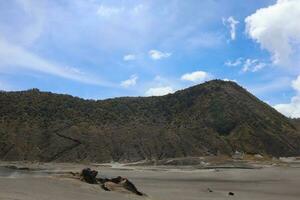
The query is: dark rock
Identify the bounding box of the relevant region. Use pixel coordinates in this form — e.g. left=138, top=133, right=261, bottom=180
left=4, top=165, right=30, bottom=171
left=4, top=165, right=18, bottom=170
left=80, top=168, right=98, bottom=184
left=207, top=188, right=213, bottom=192
left=69, top=171, right=79, bottom=176
left=122, top=178, right=143, bottom=196
left=101, top=184, right=110, bottom=191
left=100, top=176, right=143, bottom=196
left=18, top=167, right=30, bottom=170
left=80, top=168, right=144, bottom=196
left=228, top=192, right=234, bottom=196
left=110, top=176, right=123, bottom=184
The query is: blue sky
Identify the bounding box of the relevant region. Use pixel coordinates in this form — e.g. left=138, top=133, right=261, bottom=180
left=1, top=0, right=300, bottom=117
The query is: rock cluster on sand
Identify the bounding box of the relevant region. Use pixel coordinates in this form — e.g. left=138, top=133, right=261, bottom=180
left=80, top=168, right=98, bottom=184
left=80, top=168, right=144, bottom=196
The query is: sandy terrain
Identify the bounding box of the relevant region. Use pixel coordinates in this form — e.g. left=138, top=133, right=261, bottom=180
left=0, top=161, right=300, bottom=200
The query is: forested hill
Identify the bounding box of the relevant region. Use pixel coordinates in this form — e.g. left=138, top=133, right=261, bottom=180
left=1, top=80, right=300, bottom=162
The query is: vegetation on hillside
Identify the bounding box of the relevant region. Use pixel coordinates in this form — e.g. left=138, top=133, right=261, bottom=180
left=1, top=80, right=300, bottom=162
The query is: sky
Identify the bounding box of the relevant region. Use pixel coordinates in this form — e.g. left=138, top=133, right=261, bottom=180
left=0, top=0, right=300, bottom=117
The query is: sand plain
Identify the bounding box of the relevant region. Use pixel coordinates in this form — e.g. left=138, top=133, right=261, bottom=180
left=0, top=160, right=300, bottom=200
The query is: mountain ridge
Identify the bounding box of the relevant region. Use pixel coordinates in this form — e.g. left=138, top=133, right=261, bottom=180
left=0, top=80, right=300, bottom=162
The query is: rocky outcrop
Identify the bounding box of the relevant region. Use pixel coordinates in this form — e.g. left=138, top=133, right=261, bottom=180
left=80, top=168, right=144, bottom=196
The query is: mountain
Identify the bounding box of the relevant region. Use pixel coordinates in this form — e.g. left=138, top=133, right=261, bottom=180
left=0, top=80, right=300, bottom=162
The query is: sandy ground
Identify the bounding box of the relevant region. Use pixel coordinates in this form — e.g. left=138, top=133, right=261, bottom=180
left=0, top=162, right=300, bottom=200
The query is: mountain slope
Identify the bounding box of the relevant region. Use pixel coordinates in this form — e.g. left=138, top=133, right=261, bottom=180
left=0, top=80, right=300, bottom=162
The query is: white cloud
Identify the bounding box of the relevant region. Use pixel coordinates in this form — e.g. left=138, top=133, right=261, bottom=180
left=120, top=74, right=138, bottom=88
left=223, top=16, right=239, bottom=40
left=274, top=75, right=300, bottom=118
left=245, top=0, right=300, bottom=65
left=223, top=78, right=237, bottom=83
left=181, top=71, right=210, bottom=83
left=274, top=96, right=300, bottom=118
left=292, top=76, right=300, bottom=91
left=0, top=38, right=110, bottom=86
left=145, top=86, right=174, bottom=96
left=97, top=5, right=123, bottom=17
left=149, top=50, right=171, bottom=60
left=123, top=54, right=136, bottom=61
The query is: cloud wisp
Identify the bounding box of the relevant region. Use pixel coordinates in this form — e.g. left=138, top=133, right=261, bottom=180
left=120, top=74, right=138, bottom=88
left=223, top=16, right=239, bottom=41
left=149, top=50, right=172, bottom=60
left=225, top=58, right=267, bottom=73
left=0, top=38, right=111, bottom=86
left=123, top=54, right=136, bottom=61
left=242, top=59, right=267, bottom=73
left=96, top=4, right=124, bottom=18
left=225, top=57, right=243, bottom=67
left=145, top=86, right=174, bottom=96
